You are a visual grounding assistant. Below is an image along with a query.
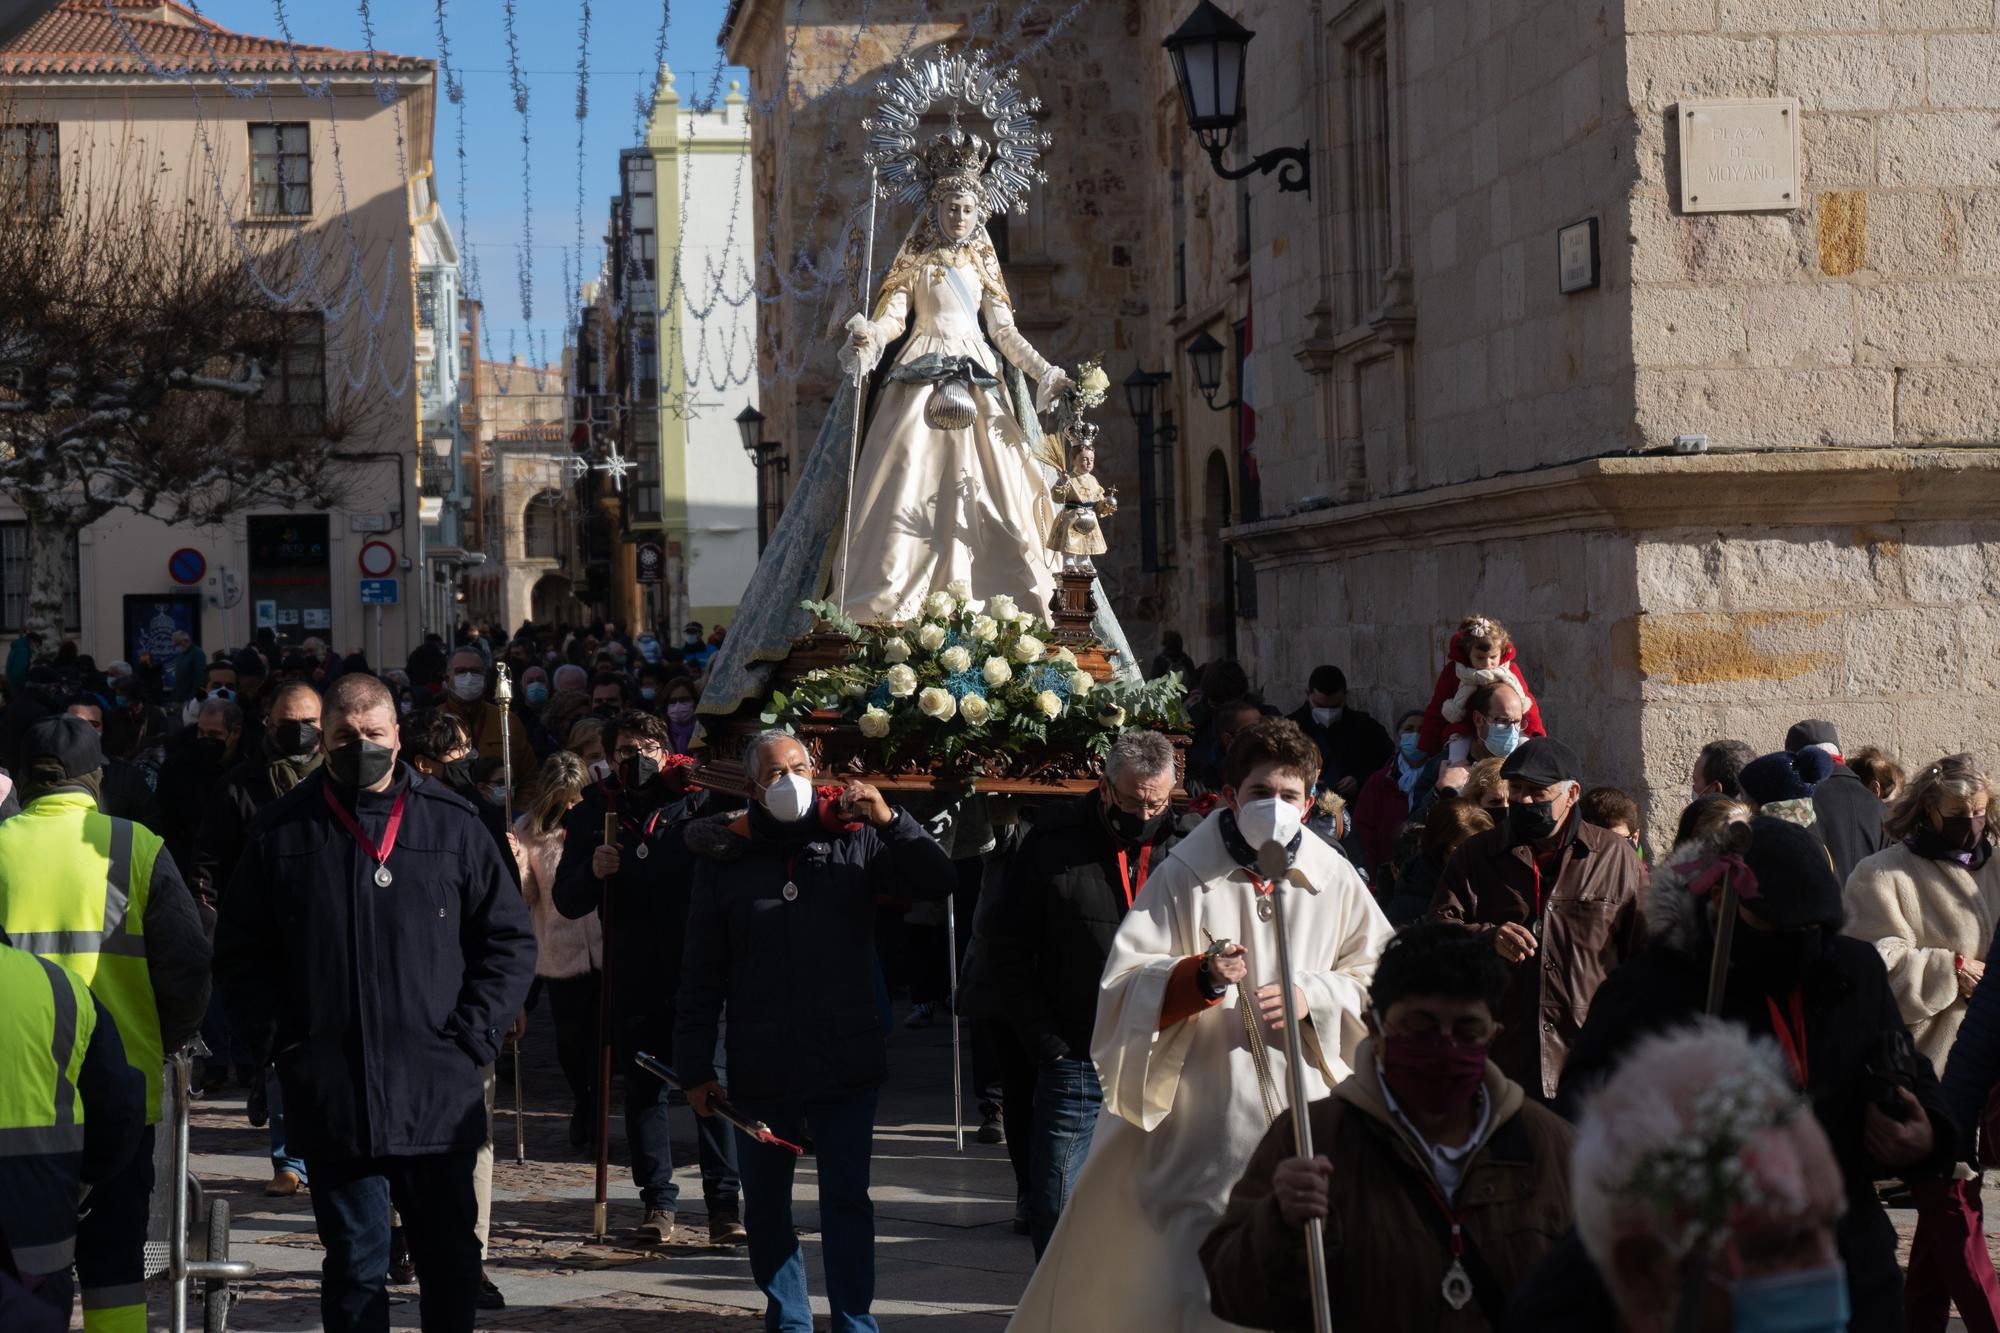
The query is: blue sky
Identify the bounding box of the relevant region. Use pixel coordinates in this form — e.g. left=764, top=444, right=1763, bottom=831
left=197, top=0, right=746, bottom=365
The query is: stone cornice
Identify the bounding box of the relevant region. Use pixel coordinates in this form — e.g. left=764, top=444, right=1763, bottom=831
left=1226, top=448, right=2000, bottom=567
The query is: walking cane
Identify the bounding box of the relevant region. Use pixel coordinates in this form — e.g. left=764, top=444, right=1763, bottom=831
left=1255, top=842, right=1335, bottom=1333
left=946, top=895, right=963, bottom=1153
left=592, top=805, right=616, bottom=1241
left=1678, top=825, right=1755, bottom=1333
left=494, top=664, right=525, bottom=1164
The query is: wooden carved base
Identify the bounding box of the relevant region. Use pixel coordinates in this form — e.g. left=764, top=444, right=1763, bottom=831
left=1051, top=570, right=1096, bottom=645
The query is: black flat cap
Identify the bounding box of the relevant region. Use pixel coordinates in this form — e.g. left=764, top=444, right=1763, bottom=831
left=22, top=715, right=103, bottom=779
left=1785, top=719, right=1840, bottom=753
left=1499, top=737, right=1580, bottom=789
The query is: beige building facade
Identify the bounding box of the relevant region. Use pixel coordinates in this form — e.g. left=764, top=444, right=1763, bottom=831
left=0, top=0, right=435, bottom=670
left=727, top=0, right=2000, bottom=840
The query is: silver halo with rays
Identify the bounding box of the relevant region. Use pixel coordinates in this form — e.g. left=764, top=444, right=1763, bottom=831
left=861, top=48, right=1053, bottom=216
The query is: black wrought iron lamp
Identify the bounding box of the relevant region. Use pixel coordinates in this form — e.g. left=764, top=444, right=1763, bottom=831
left=1163, top=1, right=1310, bottom=196
left=1185, top=330, right=1239, bottom=411
left=736, top=404, right=786, bottom=552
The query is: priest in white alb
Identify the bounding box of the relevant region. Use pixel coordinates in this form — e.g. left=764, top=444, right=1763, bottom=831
left=1007, top=717, right=1394, bottom=1332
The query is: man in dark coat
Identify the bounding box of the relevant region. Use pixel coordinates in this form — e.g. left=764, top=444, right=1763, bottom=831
left=60, top=696, right=161, bottom=830
left=1787, top=718, right=1887, bottom=881
left=675, top=731, right=953, bottom=1333
left=1287, top=663, right=1394, bottom=800
left=191, top=678, right=322, bottom=1198
left=982, top=730, right=1180, bottom=1257
left=213, top=672, right=536, bottom=1333
left=1429, top=738, right=1646, bottom=1100
left=1556, top=816, right=1955, bottom=1333
left=553, top=710, right=741, bottom=1245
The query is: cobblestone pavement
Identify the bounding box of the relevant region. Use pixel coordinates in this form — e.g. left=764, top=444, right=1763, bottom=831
left=99, top=1004, right=1029, bottom=1331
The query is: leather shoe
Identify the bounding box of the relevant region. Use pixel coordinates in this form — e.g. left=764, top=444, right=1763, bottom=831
left=477, top=1271, right=506, bottom=1309
left=708, top=1205, right=748, bottom=1245
left=263, top=1170, right=303, bottom=1198
left=631, top=1209, right=675, bottom=1244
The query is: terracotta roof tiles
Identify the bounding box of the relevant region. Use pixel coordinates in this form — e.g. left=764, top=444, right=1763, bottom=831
left=0, top=1, right=430, bottom=78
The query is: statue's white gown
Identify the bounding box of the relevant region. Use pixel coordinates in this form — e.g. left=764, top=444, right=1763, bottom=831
left=842, top=262, right=1061, bottom=623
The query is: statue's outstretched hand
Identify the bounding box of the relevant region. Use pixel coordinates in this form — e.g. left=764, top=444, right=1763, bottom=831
left=1035, top=367, right=1072, bottom=414
left=838, top=312, right=879, bottom=383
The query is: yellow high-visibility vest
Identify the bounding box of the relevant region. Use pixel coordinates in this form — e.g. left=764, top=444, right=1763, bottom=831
left=0, top=940, right=94, bottom=1276
left=0, top=791, right=166, bottom=1122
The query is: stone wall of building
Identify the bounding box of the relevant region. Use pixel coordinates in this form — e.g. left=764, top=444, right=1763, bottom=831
left=1625, top=2, right=2000, bottom=452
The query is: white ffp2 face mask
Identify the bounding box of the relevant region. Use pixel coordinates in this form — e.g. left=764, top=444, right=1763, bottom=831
left=1234, top=796, right=1303, bottom=850
left=450, top=672, right=485, bottom=703
left=760, top=772, right=815, bottom=823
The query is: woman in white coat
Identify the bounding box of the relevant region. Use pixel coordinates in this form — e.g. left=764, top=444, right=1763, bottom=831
left=1842, top=752, right=2000, bottom=1333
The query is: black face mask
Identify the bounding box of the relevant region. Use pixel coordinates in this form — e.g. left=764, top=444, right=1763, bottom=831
left=1911, top=814, right=1987, bottom=860
left=1105, top=801, right=1166, bottom=845
left=592, top=704, right=618, bottom=720
left=621, top=754, right=661, bottom=790
left=267, top=719, right=320, bottom=760
left=196, top=736, right=228, bottom=765
left=441, top=756, right=476, bottom=790
left=1508, top=800, right=1559, bottom=846
left=326, top=739, right=396, bottom=789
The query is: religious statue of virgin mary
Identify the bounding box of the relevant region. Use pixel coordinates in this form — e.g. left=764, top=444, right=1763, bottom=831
left=700, top=50, right=1138, bottom=723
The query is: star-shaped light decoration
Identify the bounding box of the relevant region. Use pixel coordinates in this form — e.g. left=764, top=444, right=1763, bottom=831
left=593, top=441, right=634, bottom=492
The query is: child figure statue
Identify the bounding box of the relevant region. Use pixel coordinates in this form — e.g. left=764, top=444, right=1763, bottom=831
left=1048, top=424, right=1118, bottom=573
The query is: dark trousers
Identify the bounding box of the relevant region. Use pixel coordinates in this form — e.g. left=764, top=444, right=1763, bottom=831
left=986, top=1021, right=1034, bottom=1204
left=305, top=1149, right=481, bottom=1333
left=1906, top=1175, right=2000, bottom=1333
left=545, top=971, right=600, bottom=1122
left=734, top=1088, right=880, bottom=1333
left=1025, top=1057, right=1102, bottom=1257
left=76, top=1120, right=151, bottom=1333
left=616, top=1012, right=740, bottom=1213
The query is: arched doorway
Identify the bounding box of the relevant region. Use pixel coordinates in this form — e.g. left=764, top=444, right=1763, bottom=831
left=1202, top=450, right=1237, bottom=661
left=530, top=573, right=573, bottom=626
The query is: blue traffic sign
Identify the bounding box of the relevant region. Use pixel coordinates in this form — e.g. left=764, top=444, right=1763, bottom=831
left=359, top=578, right=399, bottom=606
left=168, top=548, right=206, bottom=585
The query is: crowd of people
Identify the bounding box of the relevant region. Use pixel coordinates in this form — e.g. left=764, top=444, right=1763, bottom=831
left=0, top=604, right=1996, bottom=1333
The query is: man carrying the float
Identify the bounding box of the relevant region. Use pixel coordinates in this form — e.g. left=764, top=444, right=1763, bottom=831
left=1008, top=717, right=1393, bottom=1331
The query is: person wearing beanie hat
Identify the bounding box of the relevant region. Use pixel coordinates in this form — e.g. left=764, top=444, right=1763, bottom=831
left=1785, top=718, right=1890, bottom=883
left=1738, top=747, right=1837, bottom=828
left=1560, top=814, right=1955, bottom=1332
left=1429, top=735, right=1646, bottom=1099
left=0, top=715, right=212, bottom=1333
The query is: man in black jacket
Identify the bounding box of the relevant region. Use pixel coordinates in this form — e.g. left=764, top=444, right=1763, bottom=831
left=983, top=730, right=1179, bottom=1257
left=192, top=678, right=322, bottom=1198
left=1787, top=718, right=1887, bottom=881
left=675, top=730, right=952, bottom=1333
left=553, top=710, right=741, bottom=1244
left=213, top=672, right=536, bottom=1333
left=1287, top=664, right=1394, bottom=800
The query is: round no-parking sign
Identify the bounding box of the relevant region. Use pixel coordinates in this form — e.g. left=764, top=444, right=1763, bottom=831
left=168, top=548, right=206, bottom=585
left=357, top=540, right=397, bottom=578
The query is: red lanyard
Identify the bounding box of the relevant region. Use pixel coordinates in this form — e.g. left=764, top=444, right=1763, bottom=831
left=617, top=807, right=666, bottom=842
left=1114, top=844, right=1153, bottom=909
left=322, top=783, right=407, bottom=871
left=1766, top=988, right=1808, bottom=1088
left=1417, top=1172, right=1467, bottom=1260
